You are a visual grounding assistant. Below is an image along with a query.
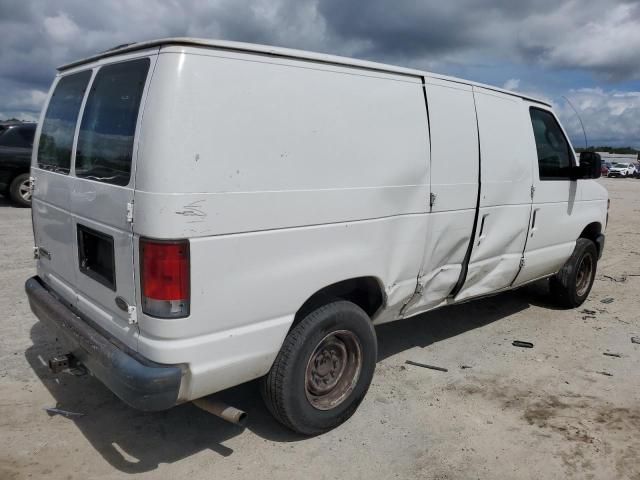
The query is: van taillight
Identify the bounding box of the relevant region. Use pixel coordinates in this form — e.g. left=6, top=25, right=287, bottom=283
left=140, top=239, right=190, bottom=318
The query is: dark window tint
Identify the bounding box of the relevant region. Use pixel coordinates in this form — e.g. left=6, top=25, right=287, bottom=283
left=75, top=58, right=150, bottom=186
left=529, top=108, right=574, bottom=180
left=37, top=71, right=91, bottom=173
left=0, top=124, right=36, bottom=148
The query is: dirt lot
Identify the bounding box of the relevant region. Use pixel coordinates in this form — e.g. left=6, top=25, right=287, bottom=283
left=1, top=177, right=639, bottom=480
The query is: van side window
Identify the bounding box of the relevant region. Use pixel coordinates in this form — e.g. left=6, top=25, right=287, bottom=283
left=529, top=107, right=574, bottom=180
left=37, top=71, right=91, bottom=173
left=75, top=58, right=150, bottom=186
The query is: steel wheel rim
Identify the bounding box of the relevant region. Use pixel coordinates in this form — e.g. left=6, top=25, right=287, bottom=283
left=305, top=330, right=362, bottom=411
left=575, top=253, right=594, bottom=297
left=19, top=179, right=32, bottom=201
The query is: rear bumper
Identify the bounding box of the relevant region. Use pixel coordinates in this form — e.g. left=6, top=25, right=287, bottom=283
left=25, top=276, right=183, bottom=411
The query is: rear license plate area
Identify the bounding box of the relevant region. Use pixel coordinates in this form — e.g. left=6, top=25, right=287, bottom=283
left=77, top=224, right=116, bottom=290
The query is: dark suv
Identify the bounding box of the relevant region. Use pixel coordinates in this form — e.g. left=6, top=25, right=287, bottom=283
left=0, top=122, right=36, bottom=206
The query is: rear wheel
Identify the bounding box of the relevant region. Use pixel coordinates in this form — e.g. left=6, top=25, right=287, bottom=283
left=9, top=173, right=32, bottom=207
left=261, top=300, right=377, bottom=435
left=549, top=238, right=597, bottom=308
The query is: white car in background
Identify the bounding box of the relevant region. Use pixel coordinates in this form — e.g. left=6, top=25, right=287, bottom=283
left=607, top=162, right=635, bottom=178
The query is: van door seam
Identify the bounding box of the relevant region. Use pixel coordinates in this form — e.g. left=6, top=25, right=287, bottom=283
left=448, top=86, right=482, bottom=298
left=130, top=46, right=161, bottom=346
left=421, top=79, right=432, bottom=213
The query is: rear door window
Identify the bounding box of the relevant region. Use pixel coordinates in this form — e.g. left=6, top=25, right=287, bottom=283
left=37, top=71, right=91, bottom=173
left=529, top=107, right=575, bottom=180
left=75, top=58, right=150, bottom=186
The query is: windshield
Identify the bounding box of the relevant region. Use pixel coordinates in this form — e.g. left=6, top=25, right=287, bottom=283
left=613, top=163, right=629, bottom=168
left=75, top=58, right=150, bottom=186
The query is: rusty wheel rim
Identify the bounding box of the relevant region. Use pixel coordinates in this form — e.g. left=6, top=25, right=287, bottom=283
left=575, top=253, right=594, bottom=297
left=305, top=330, right=362, bottom=411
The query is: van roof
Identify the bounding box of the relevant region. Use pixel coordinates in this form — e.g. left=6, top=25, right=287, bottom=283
left=58, top=37, right=551, bottom=107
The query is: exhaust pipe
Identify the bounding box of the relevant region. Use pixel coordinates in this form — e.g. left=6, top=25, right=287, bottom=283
left=192, top=397, right=247, bottom=427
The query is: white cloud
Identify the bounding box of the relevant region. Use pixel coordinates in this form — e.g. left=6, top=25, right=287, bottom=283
left=502, top=78, right=520, bottom=91
left=556, top=89, right=640, bottom=147
left=516, top=1, right=640, bottom=80
left=43, top=13, right=80, bottom=43
left=0, top=0, right=638, bottom=146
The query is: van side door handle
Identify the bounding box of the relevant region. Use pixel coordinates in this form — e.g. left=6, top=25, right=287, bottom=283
left=477, top=214, right=489, bottom=245
left=530, top=209, right=539, bottom=237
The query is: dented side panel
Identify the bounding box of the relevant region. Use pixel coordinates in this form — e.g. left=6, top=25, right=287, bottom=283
left=398, top=79, right=479, bottom=316
left=135, top=215, right=427, bottom=398
left=403, top=209, right=476, bottom=315
left=455, top=204, right=531, bottom=301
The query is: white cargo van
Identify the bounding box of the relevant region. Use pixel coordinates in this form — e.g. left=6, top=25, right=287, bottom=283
left=26, top=38, right=608, bottom=435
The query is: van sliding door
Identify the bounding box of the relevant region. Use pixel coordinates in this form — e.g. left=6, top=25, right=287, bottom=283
left=403, top=78, right=479, bottom=316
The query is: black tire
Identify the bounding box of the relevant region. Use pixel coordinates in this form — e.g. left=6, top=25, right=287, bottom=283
left=261, top=300, right=377, bottom=435
left=9, top=173, right=32, bottom=207
left=549, top=238, right=597, bottom=308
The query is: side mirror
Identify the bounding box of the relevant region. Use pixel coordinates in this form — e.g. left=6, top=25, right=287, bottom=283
left=577, top=151, right=602, bottom=179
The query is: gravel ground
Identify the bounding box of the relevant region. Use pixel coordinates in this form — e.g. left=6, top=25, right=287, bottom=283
left=1, top=177, right=639, bottom=480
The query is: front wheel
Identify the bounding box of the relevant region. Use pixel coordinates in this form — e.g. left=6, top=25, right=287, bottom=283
left=261, top=300, right=377, bottom=435
left=549, top=238, right=598, bottom=308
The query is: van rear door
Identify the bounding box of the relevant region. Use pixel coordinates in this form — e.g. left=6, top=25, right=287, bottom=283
left=32, top=53, right=155, bottom=347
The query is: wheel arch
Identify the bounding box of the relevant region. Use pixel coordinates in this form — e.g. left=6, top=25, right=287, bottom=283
left=579, top=222, right=603, bottom=256
left=293, top=276, right=385, bottom=329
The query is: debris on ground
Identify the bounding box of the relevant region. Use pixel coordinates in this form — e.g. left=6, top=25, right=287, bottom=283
left=44, top=407, right=86, bottom=418
left=602, top=274, right=627, bottom=283
left=600, top=298, right=615, bottom=304
left=632, top=336, right=640, bottom=345
left=405, top=360, right=448, bottom=372
left=460, top=365, right=473, bottom=370
left=603, top=352, right=622, bottom=358
left=580, top=308, right=597, bottom=320
left=596, top=371, right=613, bottom=377
left=512, top=341, right=534, bottom=348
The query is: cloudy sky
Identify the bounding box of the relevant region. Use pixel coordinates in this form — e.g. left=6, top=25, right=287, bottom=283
left=1, top=0, right=639, bottom=147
